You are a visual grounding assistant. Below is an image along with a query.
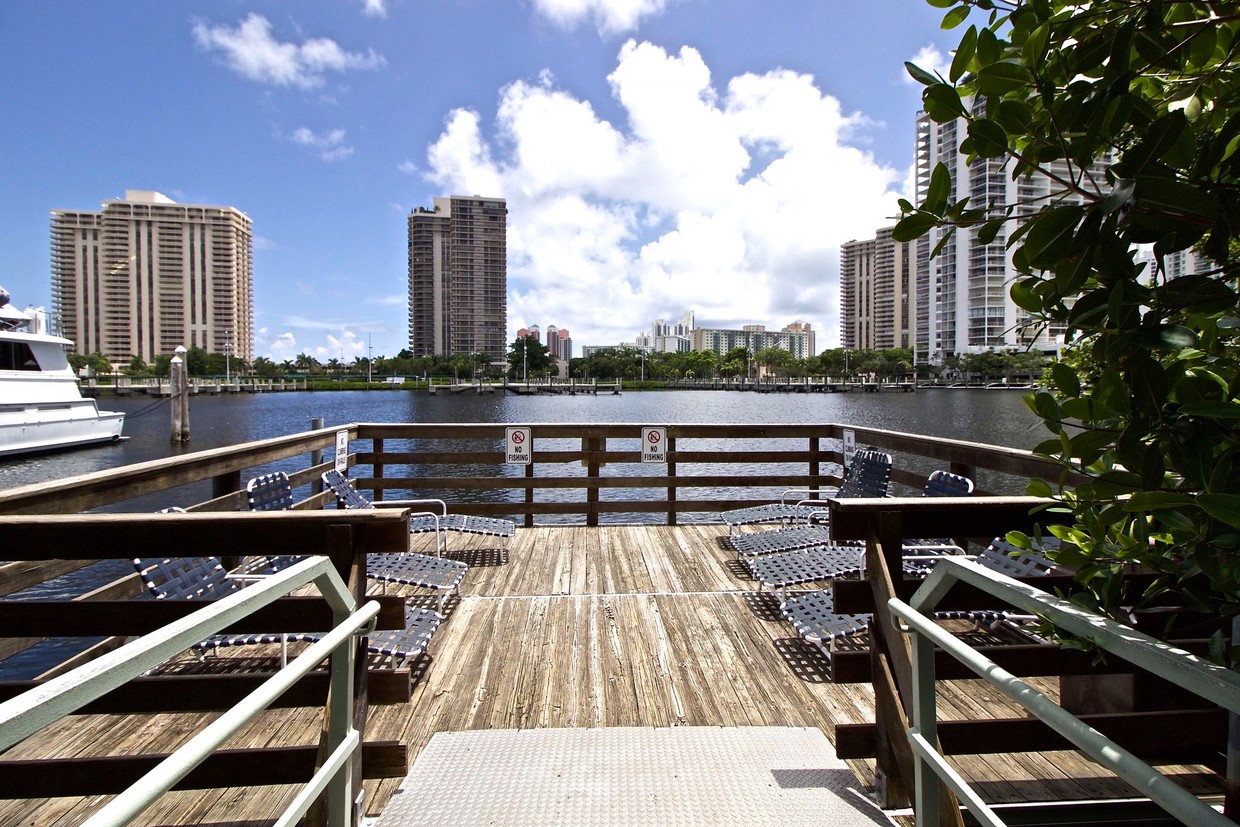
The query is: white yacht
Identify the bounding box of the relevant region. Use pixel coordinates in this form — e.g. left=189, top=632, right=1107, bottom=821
left=0, top=287, right=124, bottom=457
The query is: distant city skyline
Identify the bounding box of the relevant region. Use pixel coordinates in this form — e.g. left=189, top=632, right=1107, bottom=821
left=1, top=2, right=965, bottom=360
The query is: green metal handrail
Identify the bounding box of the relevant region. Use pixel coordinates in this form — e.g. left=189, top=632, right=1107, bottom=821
left=890, top=556, right=1240, bottom=827
left=0, top=556, right=374, bottom=827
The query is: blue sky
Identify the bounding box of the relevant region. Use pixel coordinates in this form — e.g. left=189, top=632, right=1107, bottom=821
left=0, top=1, right=959, bottom=363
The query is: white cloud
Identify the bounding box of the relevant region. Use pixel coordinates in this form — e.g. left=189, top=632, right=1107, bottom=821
left=531, top=0, right=673, bottom=34
left=397, top=160, right=418, bottom=174
left=906, top=45, right=952, bottom=84
left=423, top=41, right=903, bottom=348
left=290, top=127, right=353, bottom=160
left=261, top=330, right=299, bottom=364
left=357, top=0, right=388, bottom=18
left=192, top=13, right=384, bottom=89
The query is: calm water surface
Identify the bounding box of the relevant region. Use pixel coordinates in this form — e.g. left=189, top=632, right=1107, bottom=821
left=0, top=388, right=1044, bottom=495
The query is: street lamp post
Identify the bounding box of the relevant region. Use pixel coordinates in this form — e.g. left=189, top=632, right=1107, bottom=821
left=640, top=350, right=645, bottom=382
left=224, top=332, right=232, bottom=384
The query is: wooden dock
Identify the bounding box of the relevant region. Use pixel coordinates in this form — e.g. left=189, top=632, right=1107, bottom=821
left=0, top=524, right=1220, bottom=825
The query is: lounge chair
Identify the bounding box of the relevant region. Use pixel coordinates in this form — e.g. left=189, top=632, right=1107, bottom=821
left=248, top=472, right=467, bottom=612
left=321, top=468, right=516, bottom=553
left=132, top=555, right=442, bottom=667
left=719, top=448, right=892, bottom=534
left=779, top=536, right=1058, bottom=664
left=746, top=546, right=865, bottom=601
left=727, top=468, right=971, bottom=559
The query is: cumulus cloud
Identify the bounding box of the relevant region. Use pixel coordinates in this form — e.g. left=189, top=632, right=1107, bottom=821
left=906, top=45, right=952, bottom=84
left=291, top=127, right=353, bottom=160
left=192, top=13, right=384, bottom=89
left=531, top=0, right=673, bottom=34
left=356, top=0, right=388, bottom=18
left=423, top=40, right=903, bottom=348
left=261, top=330, right=299, bottom=364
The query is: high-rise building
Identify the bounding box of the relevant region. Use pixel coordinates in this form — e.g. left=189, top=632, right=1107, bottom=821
left=545, top=325, right=560, bottom=359
left=691, top=322, right=814, bottom=359
left=912, top=109, right=1104, bottom=361
left=840, top=227, right=913, bottom=351
left=407, top=195, right=508, bottom=361
left=50, top=190, right=253, bottom=365
left=557, top=328, right=572, bottom=361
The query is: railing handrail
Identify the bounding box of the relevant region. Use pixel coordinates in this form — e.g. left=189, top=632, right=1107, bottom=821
left=891, top=556, right=1240, bottom=826
left=0, top=556, right=372, bottom=827
left=0, top=420, right=1078, bottom=520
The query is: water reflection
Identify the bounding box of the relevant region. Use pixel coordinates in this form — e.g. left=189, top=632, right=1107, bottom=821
left=0, top=388, right=1043, bottom=509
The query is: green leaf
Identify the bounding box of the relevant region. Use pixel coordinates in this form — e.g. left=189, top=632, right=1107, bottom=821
left=904, top=61, right=940, bottom=87
left=1011, top=277, right=1043, bottom=313
left=967, top=118, right=1010, bottom=158
left=951, top=25, right=977, bottom=82
left=977, top=218, right=1006, bottom=246
left=923, top=83, right=968, bottom=122
left=925, top=162, right=952, bottom=215
left=1199, top=494, right=1240, bottom=529
left=975, top=61, right=1031, bottom=95
left=1022, top=205, right=1084, bottom=269
left=1117, top=111, right=1188, bottom=175
left=1026, top=479, right=1053, bottom=498
left=1051, top=362, right=1080, bottom=397
left=1124, top=492, right=1193, bottom=512
left=941, top=5, right=971, bottom=29
left=1180, top=401, right=1240, bottom=420
left=892, top=212, right=938, bottom=242
left=1132, top=324, right=1198, bottom=351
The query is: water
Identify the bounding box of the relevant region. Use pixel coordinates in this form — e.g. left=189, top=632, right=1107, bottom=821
left=0, top=388, right=1043, bottom=493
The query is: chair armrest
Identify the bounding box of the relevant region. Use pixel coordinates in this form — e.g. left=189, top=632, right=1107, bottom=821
left=784, top=487, right=840, bottom=504
left=372, top=498, right=449, bottom=516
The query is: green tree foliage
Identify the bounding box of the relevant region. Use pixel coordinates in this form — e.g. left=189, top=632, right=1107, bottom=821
left=900, top=0, right=1240, bottom=626
left=508, top=335, right=555, bottom=379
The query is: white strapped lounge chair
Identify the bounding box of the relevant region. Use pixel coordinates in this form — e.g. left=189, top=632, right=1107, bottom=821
left=321, top=469, right=515, bottom=553
left=247, top=472, right=468, bottom=613
left=727, top=468, right=972, bottom=560
left=719, top=448, right=893, bottom=535
left=132, top=555, right=443, bottom=667
left=779, top=536, right=1059, bottom=664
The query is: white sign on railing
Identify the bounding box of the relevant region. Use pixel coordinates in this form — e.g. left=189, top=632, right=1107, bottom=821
left=641, top=427, right=667, bottom=463
left=842, top=429, right=856, bottom=468
left=506, top=426, right=532, bottom=465
left=335, top=430, right=349, bottom=472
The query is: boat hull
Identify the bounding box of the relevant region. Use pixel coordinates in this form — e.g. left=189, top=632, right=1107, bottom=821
left=0, top=401, right=125, bottom=457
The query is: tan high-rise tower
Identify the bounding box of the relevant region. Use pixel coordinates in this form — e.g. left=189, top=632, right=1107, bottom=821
left=50, top=190, right=253, bottom=365
left=407, top=195, right=507, bottom=361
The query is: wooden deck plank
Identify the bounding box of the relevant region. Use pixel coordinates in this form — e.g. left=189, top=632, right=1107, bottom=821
left=0, top=524, right=1225, bottom=826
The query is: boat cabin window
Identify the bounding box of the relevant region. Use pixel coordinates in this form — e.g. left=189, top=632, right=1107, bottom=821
left=0, top=341, right=41, bottom=371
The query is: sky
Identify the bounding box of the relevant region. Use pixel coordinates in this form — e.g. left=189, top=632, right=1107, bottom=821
left=0, top=1, right=961, bottom=363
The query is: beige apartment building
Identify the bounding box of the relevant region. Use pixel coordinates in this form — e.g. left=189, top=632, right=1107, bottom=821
left=840, top=226, right=914, bottom=351
left=407, top=195, right=508, bottom=362
left=50, top=190, right=253, bottom=365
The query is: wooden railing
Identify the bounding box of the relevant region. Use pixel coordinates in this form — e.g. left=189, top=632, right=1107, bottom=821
left=823, top=496, right=1230, bottom=825
left=0, top=510, right=415, bottom=822
left=0, top=421, right=1079, bottom=525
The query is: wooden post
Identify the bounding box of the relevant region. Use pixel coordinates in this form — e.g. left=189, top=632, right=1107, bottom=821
left=585, top=436, right=602, bottom=527
left=373, top=437, right=385, bottom=502
left=666, top=435, right=677, bottom=526
left=170, top=345, right=189, bottom=443
left=310, top=417, right=324, bottom=499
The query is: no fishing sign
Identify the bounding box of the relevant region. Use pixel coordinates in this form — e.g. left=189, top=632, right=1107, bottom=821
left=641, top=426, right=667, bottom=463
left=506, top=426, right=531, bottom=465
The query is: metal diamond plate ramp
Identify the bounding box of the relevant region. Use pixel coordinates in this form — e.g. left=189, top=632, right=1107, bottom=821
left=376, top=726, right=894, bottom=826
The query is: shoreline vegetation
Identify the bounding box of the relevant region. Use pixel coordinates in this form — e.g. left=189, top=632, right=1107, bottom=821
left=79, top=376, right=1040, bottom=395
